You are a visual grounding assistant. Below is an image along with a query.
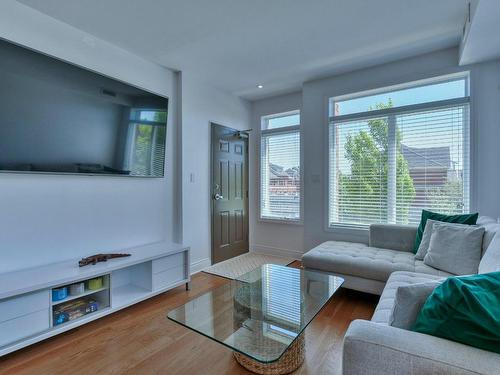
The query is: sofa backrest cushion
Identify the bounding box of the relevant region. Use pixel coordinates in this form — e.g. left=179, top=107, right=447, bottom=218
left=481, top=222, right=500, bottom=256
left=369, top=224, right=417, bottom=253
left=479, top=232, right=500, bottom=273
left=477, top=216, right=496, bottom=226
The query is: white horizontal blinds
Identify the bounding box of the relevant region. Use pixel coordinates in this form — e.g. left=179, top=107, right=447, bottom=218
left=397, top=104, right=469, bottom=224
left=129, top=109, right=167, bottom=176
left=131, top=124, right=153, bottom=175
left=329, top=117, right=389, bottom=226
left=260, top=111, right=301, bottom=221
left=329, top=101, right=470, bottom=226
left=261, top=131, right=300, bottom=220
left=151, top=125, right=166, bottom=176
left=263, top=265, right=301, bottom=327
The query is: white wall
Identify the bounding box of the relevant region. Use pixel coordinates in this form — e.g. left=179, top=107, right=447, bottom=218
left=181, top=74, right=251, bottom=272
left=470, top=58, right=500, bottom=217
left=251, top=47, right=500, bottom=255
left=249, top=92, right=304, bottom=259
left=0, top=1, right=179, bottom=273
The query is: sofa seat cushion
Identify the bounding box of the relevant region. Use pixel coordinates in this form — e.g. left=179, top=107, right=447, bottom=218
left=302, top=241, right=452, bottom=283
left=413, top=260, right=455, bottom=277
left=371, top=271, right=444, bottom=325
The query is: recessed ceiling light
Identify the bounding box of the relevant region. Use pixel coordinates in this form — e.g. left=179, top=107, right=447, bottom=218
left=257, top=84, right=264, bottom=89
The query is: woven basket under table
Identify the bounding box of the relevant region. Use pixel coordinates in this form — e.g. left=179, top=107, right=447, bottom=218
left=233, top=333, right=305, bottom=375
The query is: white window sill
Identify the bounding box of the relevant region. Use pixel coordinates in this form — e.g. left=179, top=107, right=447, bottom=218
left=258, top=217, right=303, bottom=226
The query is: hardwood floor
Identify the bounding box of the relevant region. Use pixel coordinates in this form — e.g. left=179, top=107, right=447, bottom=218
left=0, top=262, right=378, bottom=375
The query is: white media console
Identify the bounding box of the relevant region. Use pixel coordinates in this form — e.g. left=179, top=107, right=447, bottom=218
left=0, top=241, right=190, bottom=356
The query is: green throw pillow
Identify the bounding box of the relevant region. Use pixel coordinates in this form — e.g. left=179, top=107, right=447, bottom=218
left=412, top=272, right=500, bottom=354
left=413, top=210, right=478, bottom=253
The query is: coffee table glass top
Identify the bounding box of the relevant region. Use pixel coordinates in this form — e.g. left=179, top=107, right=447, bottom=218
left=167, top=264, right=343, bottom=363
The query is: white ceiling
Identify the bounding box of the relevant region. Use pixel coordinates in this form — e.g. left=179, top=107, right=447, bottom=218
left=17, top=0, right=468, bottom=100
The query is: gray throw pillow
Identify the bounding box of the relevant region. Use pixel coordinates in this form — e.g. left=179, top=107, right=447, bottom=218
left=414, top=219, right=438, bottom=260
left=389, top=280, right=442, bottom=329
left=423, top=222, right=485, bottom=275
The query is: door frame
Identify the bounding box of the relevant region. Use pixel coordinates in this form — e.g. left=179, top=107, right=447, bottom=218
left=210, top=122, right=249, bottom=265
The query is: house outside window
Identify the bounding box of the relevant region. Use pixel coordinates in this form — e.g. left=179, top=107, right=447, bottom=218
left=328, top=74, right=470, bottom=228
left=260, top=111, right=301, bottom=222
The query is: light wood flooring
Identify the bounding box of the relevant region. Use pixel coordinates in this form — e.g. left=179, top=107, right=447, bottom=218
left=0, top=262, right=377, bottom=375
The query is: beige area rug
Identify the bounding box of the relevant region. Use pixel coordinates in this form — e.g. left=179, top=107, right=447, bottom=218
left=202, top=252, right=295, bottom=280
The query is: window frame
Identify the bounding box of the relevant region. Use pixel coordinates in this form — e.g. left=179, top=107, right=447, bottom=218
left=259, top=110, right=303, bottom=224
left=325, top=74, right=471, bottom=231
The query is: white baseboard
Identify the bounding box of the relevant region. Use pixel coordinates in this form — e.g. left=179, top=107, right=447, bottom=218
left=251, top=245, right=303, bottom=260
left=190, top=257, right=211, bottom=275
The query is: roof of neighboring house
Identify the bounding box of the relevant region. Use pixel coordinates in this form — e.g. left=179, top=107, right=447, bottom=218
left=401, top=144, right=451, bottom=169
left=270, top=163, right=300, bottom=179
left=270, top=163, right=288, bottom=178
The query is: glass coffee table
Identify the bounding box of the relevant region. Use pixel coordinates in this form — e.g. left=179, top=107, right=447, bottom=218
left=167, top=264, right=343, bottom=374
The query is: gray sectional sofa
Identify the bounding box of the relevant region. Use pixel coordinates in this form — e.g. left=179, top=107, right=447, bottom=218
left=302, top=217, right=500, bottom=375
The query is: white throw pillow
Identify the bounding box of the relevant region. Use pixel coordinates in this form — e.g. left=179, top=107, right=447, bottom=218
left=414, top=219, right=438, bottom=260
left=389, top=280, right=442, bottom=329
left=423, top=222, right=484, bottom=275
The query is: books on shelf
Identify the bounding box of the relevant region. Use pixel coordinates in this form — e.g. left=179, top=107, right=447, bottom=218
left=53, top=297, right=99, bottom=326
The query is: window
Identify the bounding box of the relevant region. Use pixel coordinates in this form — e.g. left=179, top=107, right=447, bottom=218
left=262, top=265, right=301, bottom=327
left=260, top=111, right=301, bottom=221
left=126, top=108, right=167, bottom=177
left=328, top=75, right=470, bottom=227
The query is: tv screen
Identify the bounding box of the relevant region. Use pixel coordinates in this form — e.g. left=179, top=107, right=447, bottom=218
left=0, top=39, right=168, bottom=177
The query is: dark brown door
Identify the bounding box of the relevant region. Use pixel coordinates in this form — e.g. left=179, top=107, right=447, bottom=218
left=211, top=123, right=249, bottom=264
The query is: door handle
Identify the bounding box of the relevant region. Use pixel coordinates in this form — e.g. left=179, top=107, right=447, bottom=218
left=214, top=193, right=224, bottom=200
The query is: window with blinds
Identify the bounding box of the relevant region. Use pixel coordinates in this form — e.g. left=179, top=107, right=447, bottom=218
left=328, top=75, right=470, bottom=227
left=128, top=109, right=167, bottom=177
left=260, top=111, right=301, bottom=221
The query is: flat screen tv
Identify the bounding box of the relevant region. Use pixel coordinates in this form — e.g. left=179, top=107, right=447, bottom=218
left=0, top=38, right=168, bottom=177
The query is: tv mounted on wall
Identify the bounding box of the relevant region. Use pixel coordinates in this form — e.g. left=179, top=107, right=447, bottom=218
left=0, top=38, right=168, bottom=177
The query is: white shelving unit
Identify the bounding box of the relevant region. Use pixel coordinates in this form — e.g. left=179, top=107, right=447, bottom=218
left=50, top=275, right=111, bottom=328
left=51, top=286, right=109, bottom=306
left=0, top=241, right=190, bottom=356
